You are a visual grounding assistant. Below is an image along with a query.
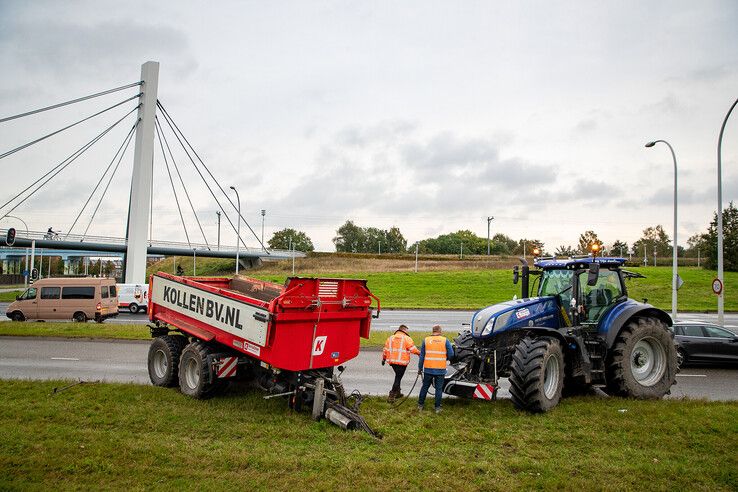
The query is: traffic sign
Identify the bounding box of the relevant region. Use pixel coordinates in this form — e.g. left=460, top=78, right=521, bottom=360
left=712, top=278, right=723, bottom=295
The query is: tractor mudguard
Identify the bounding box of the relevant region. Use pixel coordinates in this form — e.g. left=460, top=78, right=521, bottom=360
left=521, top=326, right=568, bottom=346
left=600, top=301, right=672, bottom=348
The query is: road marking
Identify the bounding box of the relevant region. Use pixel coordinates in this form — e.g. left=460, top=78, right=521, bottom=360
left=50, top=357, right=80, bottom=361
left=676, top=374, right=707, bottom=377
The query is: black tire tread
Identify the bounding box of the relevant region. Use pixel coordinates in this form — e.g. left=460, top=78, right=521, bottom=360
left=178, top=340, right=222, bottom=399
left=509, top=337, right=564, bottom=413
left=606, top=317, right=678, bottom=398
left=148, top=335, right=186, bottom=387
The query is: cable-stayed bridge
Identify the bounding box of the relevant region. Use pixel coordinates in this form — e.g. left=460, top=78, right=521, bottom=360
left=0, top=62, right=300, bottom=283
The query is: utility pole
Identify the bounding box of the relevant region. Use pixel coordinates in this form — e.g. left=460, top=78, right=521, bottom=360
left=378, top=241, right=381, bottom=255
left=460, top=242, right=464, bottom=259
left=216, top=211, right=221, bottom=251
left=487, top=216, right=494, bottom=255
left=415, top=242, right=419, bottom=273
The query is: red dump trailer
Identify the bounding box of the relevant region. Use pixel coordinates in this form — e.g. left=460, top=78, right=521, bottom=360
left=146, top=272, right=380, bottom=432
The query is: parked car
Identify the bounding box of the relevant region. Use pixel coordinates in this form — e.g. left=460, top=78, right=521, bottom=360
left=117, top=283, right=149, bottom=314
left=5, top=277, right=119, bottom=323
left=672, top=321, right=738, bottom=366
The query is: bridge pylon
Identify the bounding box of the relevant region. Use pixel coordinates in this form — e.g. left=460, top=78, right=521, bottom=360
left=124, top=61, right=159, bottom=283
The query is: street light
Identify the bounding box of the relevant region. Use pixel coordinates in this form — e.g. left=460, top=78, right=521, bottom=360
left=261, top=209, right=266, bottom=252
left=716, top=97, right=738, bottom=325
left=230, top=186, right=241, bottom=275
left=645, top=139, right=678, bottom=321
left=486, top=216, right=494, bottom=255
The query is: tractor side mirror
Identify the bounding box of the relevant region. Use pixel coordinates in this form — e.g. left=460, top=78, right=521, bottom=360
left=587, top=263, right=600, bottom=286
left=513, top=266, right=519, bottom=284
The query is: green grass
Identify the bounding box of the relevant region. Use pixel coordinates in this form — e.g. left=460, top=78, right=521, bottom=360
left=0, top=380, right=735, bottom=490
left=0, top=290, right=23, bottom=302
left=250, top=267, right=737, bottom=311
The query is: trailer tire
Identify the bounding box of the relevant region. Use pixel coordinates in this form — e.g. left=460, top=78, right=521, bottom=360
left=178, top=341, right=222, bottom=399
left=606, top=317, right=677, bottom=399
left=148, top=336, right=186, bottom=387
left=509, top=337, right=564, bottom=413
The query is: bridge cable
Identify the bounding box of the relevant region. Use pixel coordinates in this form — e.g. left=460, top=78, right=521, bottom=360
left=81, top=120, right=139, bottom=240
left=155, top=102, right=250, bottom=251
left=155, top=115, right=211, bottom=250
left=0, top=105, right=139, bottom=221
left=0, top=93, right=141, bottom=161
left=65, top=120, right=139, bottom=239
left=154, top=118, right=192, bottom=248
left=0, top=81, right=142, bottom=124
left=157, top=100, right=269, bottom=253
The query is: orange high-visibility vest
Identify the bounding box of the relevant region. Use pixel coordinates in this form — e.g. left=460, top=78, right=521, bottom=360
left=423, top=335, right=448, bottom=370
left=383, top=332, right=420, bottom=366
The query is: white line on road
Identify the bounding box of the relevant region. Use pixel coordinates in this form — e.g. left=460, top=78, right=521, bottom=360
left=676, top=374, right=707, bottom=377
left=50, top=357, right=80, bottom=361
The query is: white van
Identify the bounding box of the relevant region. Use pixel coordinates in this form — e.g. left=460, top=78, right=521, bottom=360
left=117, top=283, right=149, bottom=313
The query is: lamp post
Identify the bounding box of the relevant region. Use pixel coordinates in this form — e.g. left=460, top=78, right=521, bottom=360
left=4, top=215, right=29, bottom=287
left=230, top=186, right=241, bottom=275
left=645, top=139, right=678, bottom=321
left=486, top=216, right=494, bottom=255
left=716, top=97, right=738, bottom=326
left=261, top=209, right=266, bottom=252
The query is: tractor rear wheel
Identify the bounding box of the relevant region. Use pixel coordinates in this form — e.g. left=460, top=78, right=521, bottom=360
left=509, top=337, right=564, bottom=413
left=178, top=340, right=222, bottom=399
left=606, top=317, right=677, bottom=398
left=148, top=335, right=188, bottom=387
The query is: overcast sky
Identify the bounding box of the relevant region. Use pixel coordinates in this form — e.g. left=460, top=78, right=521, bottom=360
left=1, top=1, right=737, bottom=253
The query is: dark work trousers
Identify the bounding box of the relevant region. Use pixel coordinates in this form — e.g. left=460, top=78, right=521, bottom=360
left=418, top=372, right=445, bottom=409
left=390, top=363, right=407, bottom=394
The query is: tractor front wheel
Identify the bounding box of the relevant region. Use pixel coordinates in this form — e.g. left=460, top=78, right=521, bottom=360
left=509, top=337, right=564, bottom=413
left=606, top=317, right=677, bottom=398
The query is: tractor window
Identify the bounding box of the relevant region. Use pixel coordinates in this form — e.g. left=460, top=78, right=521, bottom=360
left=539, top=269, right=574, bottom=307
left=579, top=269, right=623, bottom=322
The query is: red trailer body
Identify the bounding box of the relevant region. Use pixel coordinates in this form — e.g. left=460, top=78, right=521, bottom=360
left=148, top=272, right=378, bottom=371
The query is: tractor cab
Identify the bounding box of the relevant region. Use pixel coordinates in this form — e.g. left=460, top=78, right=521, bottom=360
left=533, top=257, right=628, bottom=327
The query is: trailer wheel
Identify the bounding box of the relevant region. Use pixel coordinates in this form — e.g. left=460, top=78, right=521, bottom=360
left=606, top=317, right=677, bottom=398
left=148, top=335, right=187, bottom=387
left=178, top=341, right=222, bottom=399
left=509, top=337, right=564, bottom=413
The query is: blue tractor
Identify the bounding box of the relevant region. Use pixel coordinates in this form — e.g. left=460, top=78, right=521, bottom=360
left=444, top=256, right=678, bottom=412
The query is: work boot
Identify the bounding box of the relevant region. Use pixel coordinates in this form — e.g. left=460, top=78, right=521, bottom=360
left=417, top=404, right=423, bottom=412
left=434, top=407, right=442, bottom=414
left=387, top=390, right=397, bottom=403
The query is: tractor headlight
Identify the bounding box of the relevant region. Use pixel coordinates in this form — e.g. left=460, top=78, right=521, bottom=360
left=481, top=317, right=497, bottom=337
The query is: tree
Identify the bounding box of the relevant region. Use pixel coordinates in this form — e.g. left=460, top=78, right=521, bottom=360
left=577, top=231, right=603, bottom=254
left=333, top=221, right=407, bottom=253
left=632, top=225, right=671, bottom=258
left=610, top=240, right=629, bottom=257
left=703, top=201, right=738, bottom=271
left=490, top=233, right=517, bottom=255
left=513, top=238, right=544, bottom=256
left=554, top=244, right=576, bottom=257
left=333, top=221, right=365, bottom=252
left=268, top=228, right=315, bottom=252
left=685, top=233, right=708, bottom=259
left=416, top=230, right=487, bottom=255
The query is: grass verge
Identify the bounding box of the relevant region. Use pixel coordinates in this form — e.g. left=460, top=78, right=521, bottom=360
left=0, top=380, right=735, bottom=490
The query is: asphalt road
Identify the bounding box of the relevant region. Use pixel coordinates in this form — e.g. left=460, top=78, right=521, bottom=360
left=3, top=302, right=737, bottom=334
left=0, top=337, right=735, bottom=401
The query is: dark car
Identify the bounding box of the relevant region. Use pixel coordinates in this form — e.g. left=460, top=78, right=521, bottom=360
left=672, top=322, right=738, bottom=366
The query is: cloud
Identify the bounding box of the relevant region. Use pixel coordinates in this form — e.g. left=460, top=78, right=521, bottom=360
left=0, top=19, right=197, bottom=81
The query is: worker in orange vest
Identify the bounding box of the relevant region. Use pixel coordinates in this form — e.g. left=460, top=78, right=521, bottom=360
left=417, top=325, right=454, bottom=414
left=382, top=324, right=420, bottom=402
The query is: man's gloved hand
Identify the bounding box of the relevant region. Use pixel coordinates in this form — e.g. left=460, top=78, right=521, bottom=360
left=381, top=359, right=386, bottom=366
